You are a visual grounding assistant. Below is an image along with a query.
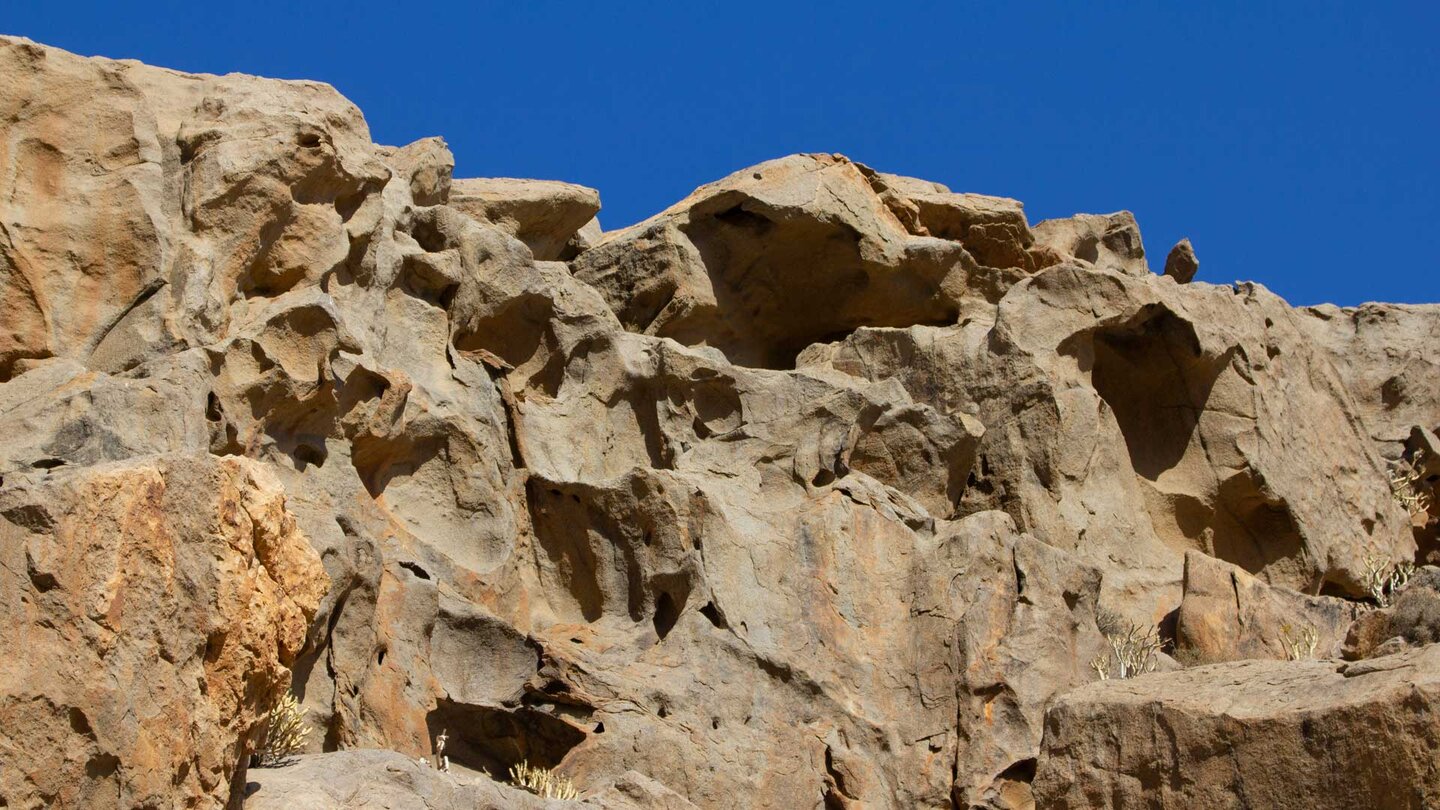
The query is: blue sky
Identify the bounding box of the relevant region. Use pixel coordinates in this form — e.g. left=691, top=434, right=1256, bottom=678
left=6, top=1, right=1437, bottom=306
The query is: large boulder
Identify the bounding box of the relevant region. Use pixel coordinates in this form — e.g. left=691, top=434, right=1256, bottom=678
left=449, top=177, right=601, bottom=261
left=1175, top=550, right=1362, bottom=663
left=1033, top=645, right=1440, bottom=809
left=0, top=455, right=327, bottom=809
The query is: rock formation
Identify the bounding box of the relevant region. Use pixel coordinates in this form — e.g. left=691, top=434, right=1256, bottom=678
left=0, top=35, right=1436, bottom=809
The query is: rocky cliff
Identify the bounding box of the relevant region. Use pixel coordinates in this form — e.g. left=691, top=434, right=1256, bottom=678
left=1, top=36, right=1437, bottom=809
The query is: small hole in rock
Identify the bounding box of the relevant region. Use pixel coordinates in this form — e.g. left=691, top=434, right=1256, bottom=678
left=699, top=602, right=727, bottom=630
left=653, top=592, right=681, bottom=640
left=205, top=392, right=223, bottom=422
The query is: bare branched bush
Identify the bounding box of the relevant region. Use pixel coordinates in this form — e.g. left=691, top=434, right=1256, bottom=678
left=509, top=760, right=580, bottom=800
left=257, top=693, right=310, bottom=766
left=1091, top=618, right=1166, bottom=680
left=1363, top=553, right=1416, bottom=608
left=1389, top=450, right=1434, bottom=521
left=1280, top=623, right=1319, bottom=660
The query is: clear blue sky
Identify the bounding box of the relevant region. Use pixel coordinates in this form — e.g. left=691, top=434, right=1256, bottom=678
left=6, top=1, right=1437, bottom=306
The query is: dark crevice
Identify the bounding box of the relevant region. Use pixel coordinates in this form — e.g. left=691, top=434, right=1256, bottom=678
left=85, top=277, right=166, bottom=358
left=653, top=591, right=681, bottom=640
left=699, top=601, right=728, bottom=630
left=425, top=701, right=585, bottom=780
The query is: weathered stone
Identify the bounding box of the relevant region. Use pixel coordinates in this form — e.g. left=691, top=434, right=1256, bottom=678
left=1342, top=567, right=1440, bottom=659
left=245, top=750, right=560, bottom=809
left=1301, top=303, right=1440, bottom=455
left=1033, top=645, right=1440, bottom=809
left=450, top=177, right=601, bottom=261
left=1031, top=211, right=1149, bottom=277
left=0, top=455, right=327, bottom=809
left=1, top=34, right=1434, bottom=810
left=1163, top=237, right=1199, bottom=283
left=1175, top=550, right=1363, bottom=663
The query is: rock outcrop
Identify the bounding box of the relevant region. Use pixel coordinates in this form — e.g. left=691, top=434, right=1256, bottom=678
left=1033, top=645, right=1440, bottom=809
left=1, top=35, right=1437, bottom=810
left=0, top=455, right=327, bottom=809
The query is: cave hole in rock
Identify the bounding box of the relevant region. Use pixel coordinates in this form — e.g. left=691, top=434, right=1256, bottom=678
left=291, top=442, right=327, bottom=470
left=406, top=216, right=451, bottom=254
left=425, top=700, right=585, bottom=780
left=1081, top=306, right=1228, bottom=481
left=653, top=591, right=682, bottom=640
left=1208, top=470, right=1305, bottom=580
left=205, top=392, right=224, bottom=422
left=699, top=601, right=728, bottom=630
left=678, top=201, right=959, bottom=370
left=996, top=758, right=1037, bottom=785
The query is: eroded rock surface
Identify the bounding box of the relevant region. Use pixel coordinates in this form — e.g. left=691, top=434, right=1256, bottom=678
left=0, top=455, right=327, bottom=809
left=1, top=35, right=1436, bottom=810
left=1034, top=645, right=1440, bottom=809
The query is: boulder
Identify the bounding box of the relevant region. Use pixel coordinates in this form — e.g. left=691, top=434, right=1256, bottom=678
left=1163, top=237, right=1200, bottom=283
left=1342, top=566, right=1440, bottom=659
left=449, top=177, right=601, bottom=260
left=245, top=750, right=562, bottom=809
left=1175, top=550, right=1363, bottom=663
left=1034, top=645, right=1440, bottom=809
left=572, top=153, right=987, bottom=369
left=245, top=749, right=700, bottom=809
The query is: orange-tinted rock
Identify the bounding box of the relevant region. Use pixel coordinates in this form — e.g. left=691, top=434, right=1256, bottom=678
left=0, top=455, right=326, bottom=809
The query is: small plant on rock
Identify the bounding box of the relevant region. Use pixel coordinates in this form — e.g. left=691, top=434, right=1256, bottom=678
left=1363, top=553, right=1416, bottom=608
left=1090, top=616, right=1166, bottom=680
left=509, top=760, right=580, bottom=800
left=1280, top=622, right=1319, bottom=660
left=1389, top=450, right=1435, bottom=521
left=257, top=692, right=310, bottom=766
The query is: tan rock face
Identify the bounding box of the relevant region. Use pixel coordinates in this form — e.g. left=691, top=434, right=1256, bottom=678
left=0, top=455, right=327, bottom=809
left=1175, top=550, right=1362, bottom=663
left=449, top=177, right=601, bottom=261
left=1033, top=645, right=1440, bottom=809
left=1, top=34, right=1434, bottom=810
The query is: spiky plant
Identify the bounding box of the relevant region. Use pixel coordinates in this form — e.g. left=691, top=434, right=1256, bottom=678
left=1091, top=619, right=1166, bottom=680
left=509, top=760, right=580, bottom=801
left=1280, top=623, right=1319, bottom=660
left=257, top=693, right=310, bottom=766
left=1389, top=450, right=1434, bottom=521
left=1363, top=553, right=1416, bottom=608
